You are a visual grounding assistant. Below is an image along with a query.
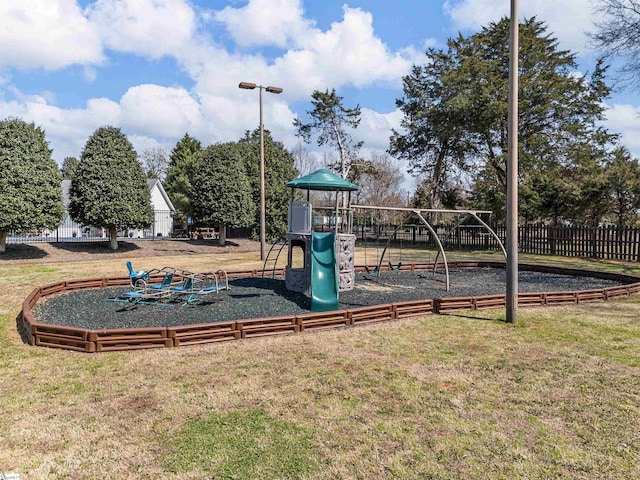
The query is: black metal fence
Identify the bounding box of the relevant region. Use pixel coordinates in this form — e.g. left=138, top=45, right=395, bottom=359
left=7, top=212, right=174, bottom=244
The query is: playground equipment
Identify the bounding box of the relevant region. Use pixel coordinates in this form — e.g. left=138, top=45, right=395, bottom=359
left=280, top=169, right=505, bottom=304
left=284, top=169, right=359, bottom=312
left=310, top=231, right=339, bottom=311
left=126, top=260, right=149, bottom=286
left=110, top=263, right=230, bottom=306
left=172, top=271, right=230, bottom=305
left=362, top=216, right=408, bottom=277
left=262, top=236, right=287, bottom=278
left=352, top=205, right=507, bottom=291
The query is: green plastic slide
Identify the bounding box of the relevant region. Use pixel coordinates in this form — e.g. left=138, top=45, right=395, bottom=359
left=310, top=231, right=339, bottom=312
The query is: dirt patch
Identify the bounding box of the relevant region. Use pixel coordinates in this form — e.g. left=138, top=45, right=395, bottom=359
left=0, top=238, right=261, bottom=265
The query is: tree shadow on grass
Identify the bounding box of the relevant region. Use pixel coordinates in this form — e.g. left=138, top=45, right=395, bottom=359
left=49, top=241, right=141, bottom=255
left=151, top=239, right=242, bottom=255
left=0, top=244, right=48, bottom=261
left=441, top=312, right=507, bottom=323
left=185, top=239, right=241, bottom=247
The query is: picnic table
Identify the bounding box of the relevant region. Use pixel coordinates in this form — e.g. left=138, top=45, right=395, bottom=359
left=190, top=227, right=219, bottom=240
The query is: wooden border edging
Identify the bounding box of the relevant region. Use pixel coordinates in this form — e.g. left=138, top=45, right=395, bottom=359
left=19, top=262, right=640, bottom=353
left=392, top=299, right=434, bottom=318
left=236, top=315, right=299, bottom=338
left=168, top=321, right=239, bottom=346
left=296, top=310, right=350, bottom=332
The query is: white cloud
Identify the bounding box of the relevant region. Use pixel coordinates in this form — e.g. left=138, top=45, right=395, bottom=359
left=604, top=103, right=640, bottom=153
left=443, top=0, right=593, bottom=54
left=0, top=77, right=298, bottom=162
left=120, top=84, right=202, bottom=138
left=196, top=93, right=297, bottom=147
left=86, top=0, right=197, bottom=58
left=443, top=0, right=506, bottom=32
left=0, top=0, right=103, bottom=70
left=128, top=134, right=169, bottom=157
left=214, top=0, right=313, bottom=48
left=357, top=107, right=403, bottom=151
left=83, top=66, right=98, bottom=83
left=271, top=5, right=414, bottom=93
left=206, top=3, right=417, bottom=97
left=0, top=92, right=121, bottom=159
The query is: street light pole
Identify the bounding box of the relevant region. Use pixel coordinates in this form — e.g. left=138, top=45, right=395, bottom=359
left=506, top=0, right=519, bottom=323
left=239, top=82, right=283, bottom=261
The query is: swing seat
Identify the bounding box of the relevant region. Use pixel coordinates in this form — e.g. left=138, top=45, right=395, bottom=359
left=366, top=265, right=380, bottom=277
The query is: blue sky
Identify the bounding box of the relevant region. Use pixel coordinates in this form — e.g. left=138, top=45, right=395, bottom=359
left=1, top=0, right=639, bottom=192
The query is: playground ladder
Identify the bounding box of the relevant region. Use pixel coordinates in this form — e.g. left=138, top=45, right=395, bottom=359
left=262, top=237, right=287, bottom=278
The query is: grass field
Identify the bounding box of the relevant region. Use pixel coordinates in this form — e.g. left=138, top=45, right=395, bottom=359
left=1, top=248, right=639, bottom=479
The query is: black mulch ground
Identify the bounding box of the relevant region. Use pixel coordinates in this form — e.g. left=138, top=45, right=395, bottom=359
left=32, top=268, right=623, bottom=330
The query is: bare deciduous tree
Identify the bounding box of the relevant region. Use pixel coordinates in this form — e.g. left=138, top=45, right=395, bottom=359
left=356, top=152, right=407, bottom=224
left=140, top=146, right=169, bottom=181
left=590, top=0, right=640, bottom=88
left=358, top=153, right=405, bottom=207
left=291, top=141, right=319, bottom=177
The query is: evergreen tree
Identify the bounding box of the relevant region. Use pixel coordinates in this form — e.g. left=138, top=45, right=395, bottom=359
left=565, top=140, right=612, bottom=226
left=164, top=133, right=202, bottom=228
left=391, top=18, right=616, bottom=220
left=70, top=126, right=153, bottom=250
left=60, top=156, right=79, bottom=180
left=390, top=58, right=474, bottom=209
left=0, top=118, right=64, bottom=253
left=191, top=143, right=255, bottom=245
left=239, top=129, right=298, bottom=242
left=606, top=147, right=640, bottom=225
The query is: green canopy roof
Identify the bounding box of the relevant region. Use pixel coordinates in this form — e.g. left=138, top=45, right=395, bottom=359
left=286, top=168, right=360, bottom=191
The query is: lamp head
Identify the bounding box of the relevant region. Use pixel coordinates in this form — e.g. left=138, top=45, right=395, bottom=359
left=238, top=82, right=257, bottom=89
left=266, top=86, right=283, bottom=94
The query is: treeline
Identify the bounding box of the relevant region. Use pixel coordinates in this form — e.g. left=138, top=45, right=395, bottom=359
left=0, top=120, right=298, bottom=253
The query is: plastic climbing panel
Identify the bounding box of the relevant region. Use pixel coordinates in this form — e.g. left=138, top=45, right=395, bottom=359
left=337, top=233, right=356, bottom=292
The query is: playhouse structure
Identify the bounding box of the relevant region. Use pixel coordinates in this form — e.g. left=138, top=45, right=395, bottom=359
left=284, top=169, right=359, bottom=312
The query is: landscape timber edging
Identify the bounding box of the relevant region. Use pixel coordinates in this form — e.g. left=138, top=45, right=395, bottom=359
left=18, top=262, right=640, bottom=353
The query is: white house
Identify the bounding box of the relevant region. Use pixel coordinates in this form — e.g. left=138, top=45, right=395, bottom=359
left=140, top=178, right=175, bottom=237
left=54, top=179, right=175, bottom=239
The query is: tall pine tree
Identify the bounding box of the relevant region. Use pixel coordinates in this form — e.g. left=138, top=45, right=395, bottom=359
left=391, top=18, right=616, bottom=221
left=164, top=133, right=202, bottom=228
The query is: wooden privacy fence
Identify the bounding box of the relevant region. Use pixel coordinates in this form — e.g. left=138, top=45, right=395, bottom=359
left=518, top=224, right=640, bottom=260
left=19, top=262, right=640, bottom=353
left=356, top=223, right=640, bottom=261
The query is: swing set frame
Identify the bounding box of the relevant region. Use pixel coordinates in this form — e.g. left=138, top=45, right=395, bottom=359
left=352, top=205, right=507, bottom=291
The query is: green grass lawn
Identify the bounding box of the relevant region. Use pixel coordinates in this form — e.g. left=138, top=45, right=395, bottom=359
left=1, top=252, right=639, bottom=479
